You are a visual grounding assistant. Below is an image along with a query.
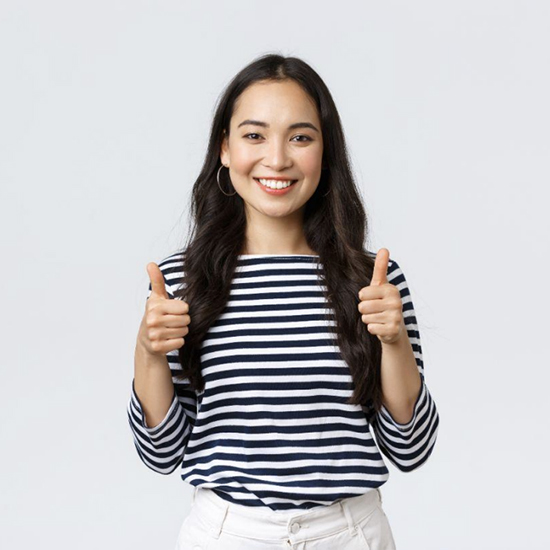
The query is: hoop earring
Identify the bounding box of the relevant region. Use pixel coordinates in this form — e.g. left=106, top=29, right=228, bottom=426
left=217, top=164, right=237, bottom=196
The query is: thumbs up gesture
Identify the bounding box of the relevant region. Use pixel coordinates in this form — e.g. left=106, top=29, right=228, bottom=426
left=137, top=262, right=191, bottom=358
left=357, top=248, right=406, bottom=346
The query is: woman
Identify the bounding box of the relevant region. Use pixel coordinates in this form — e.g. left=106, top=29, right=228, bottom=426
left=127, top=53, right=440, bottom=550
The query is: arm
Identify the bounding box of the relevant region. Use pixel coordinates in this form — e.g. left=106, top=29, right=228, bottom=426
left=127, top=253, right=197, bottom=475
left=368, top=259, right=440, bottom=472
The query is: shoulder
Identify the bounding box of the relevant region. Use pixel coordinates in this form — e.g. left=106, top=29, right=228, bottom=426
left=157, top=249, right=186, bottom=270
left=155, top=249, right=187, bottom=297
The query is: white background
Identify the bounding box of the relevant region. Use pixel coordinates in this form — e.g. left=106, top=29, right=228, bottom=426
left=1, top=1, right=549, bottom=549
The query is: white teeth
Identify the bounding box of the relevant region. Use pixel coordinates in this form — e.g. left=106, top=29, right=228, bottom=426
left=257, top=178, right=295, bottom=189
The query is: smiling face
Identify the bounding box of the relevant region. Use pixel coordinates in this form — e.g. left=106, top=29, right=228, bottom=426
left=220, top=79, right=324, bottom=220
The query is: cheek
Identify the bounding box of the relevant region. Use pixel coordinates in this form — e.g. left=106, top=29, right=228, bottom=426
left=298, top=148, right=323, bottom=177
left=230, top=143, right=257, bottom=174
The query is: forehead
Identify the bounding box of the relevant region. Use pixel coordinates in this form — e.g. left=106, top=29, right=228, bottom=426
left=232, top=80, right=320, bottom=125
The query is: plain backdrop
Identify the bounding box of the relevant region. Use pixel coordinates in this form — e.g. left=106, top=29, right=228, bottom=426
left=1, top=1, right=549, bottom=549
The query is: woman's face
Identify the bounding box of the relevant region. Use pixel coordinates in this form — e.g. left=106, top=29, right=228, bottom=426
left=220, top=79, right=324, bottom=219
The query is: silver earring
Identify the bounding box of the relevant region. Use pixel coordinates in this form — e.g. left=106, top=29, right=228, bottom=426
left=217, top=164, right=237, bottom=196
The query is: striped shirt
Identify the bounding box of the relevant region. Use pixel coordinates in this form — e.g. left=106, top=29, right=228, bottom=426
left=127, top=252, right=439, bottom=511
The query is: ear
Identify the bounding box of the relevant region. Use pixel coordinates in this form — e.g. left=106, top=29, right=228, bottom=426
left=220, top=130, right=230, bottom=166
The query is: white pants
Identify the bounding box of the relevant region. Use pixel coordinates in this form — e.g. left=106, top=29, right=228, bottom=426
left=175, top=485, right=397, bottom=550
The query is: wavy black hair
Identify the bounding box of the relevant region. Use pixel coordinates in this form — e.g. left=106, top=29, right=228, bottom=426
left=172, top=52, right=383, bottom=413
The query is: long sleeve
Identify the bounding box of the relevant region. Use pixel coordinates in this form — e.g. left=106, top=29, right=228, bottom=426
left=127, top=252, right=197, bottom=475
left=368, top=258, right=440, bottom=472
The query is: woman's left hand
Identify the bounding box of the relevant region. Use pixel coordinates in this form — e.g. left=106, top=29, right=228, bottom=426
left=357, top=248, right=407, bottom=346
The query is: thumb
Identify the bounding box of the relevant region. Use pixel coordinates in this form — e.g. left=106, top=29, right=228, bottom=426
left=146, top=262, right=169, bottom=299
left=370, top=248, right=390, bottom=286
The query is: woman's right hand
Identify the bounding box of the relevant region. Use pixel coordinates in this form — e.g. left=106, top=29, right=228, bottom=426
left=137, top=262, right=191, bottom=357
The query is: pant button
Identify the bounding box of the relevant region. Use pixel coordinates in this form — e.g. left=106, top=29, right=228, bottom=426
left=290, top=522, right=301, bottom=533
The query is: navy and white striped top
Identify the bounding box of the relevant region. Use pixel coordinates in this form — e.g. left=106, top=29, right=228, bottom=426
left=127, top=252, right=439, bottom=511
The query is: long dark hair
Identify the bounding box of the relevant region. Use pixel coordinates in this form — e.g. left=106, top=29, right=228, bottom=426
left=172, top=52, right=383, bottom=413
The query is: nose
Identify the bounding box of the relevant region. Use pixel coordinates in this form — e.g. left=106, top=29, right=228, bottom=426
left=262, top=137, right=292, bottom=170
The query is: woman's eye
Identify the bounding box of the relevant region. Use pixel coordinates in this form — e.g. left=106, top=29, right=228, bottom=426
left=243, top=133, right=312, bottom=142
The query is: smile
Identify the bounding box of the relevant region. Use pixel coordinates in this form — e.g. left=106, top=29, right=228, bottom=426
left=253, top=178, right=298, bottom=190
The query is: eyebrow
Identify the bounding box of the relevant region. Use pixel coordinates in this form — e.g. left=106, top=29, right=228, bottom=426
left=237, top=119, right=320, bottom=133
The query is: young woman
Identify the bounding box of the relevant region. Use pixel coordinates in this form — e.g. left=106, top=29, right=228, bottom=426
left=127, top=53, right=440, bottom=550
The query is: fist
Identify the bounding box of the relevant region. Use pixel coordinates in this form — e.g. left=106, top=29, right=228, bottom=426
left=357, top=248, right=406, bottom=345
left=138, top=262, right=191, bottom=356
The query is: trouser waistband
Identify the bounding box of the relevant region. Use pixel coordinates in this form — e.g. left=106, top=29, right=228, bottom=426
left=191, top=486, right=383, bottom=544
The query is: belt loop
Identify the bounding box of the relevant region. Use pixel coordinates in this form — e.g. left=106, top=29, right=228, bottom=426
left=376, top=487, right=383, bottom=504
left=339, top=500, right=358, bottom=537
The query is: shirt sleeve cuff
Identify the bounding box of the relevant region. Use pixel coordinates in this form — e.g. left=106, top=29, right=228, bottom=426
left=131, top=378, right=180, bottom=438
left=379, top=374, right=426, bottom=432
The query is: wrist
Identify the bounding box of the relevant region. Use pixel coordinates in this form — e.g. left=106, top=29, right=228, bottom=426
left=135, top=339, right=168, bottom=369
left=381, top=321, right=409, bottom=348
